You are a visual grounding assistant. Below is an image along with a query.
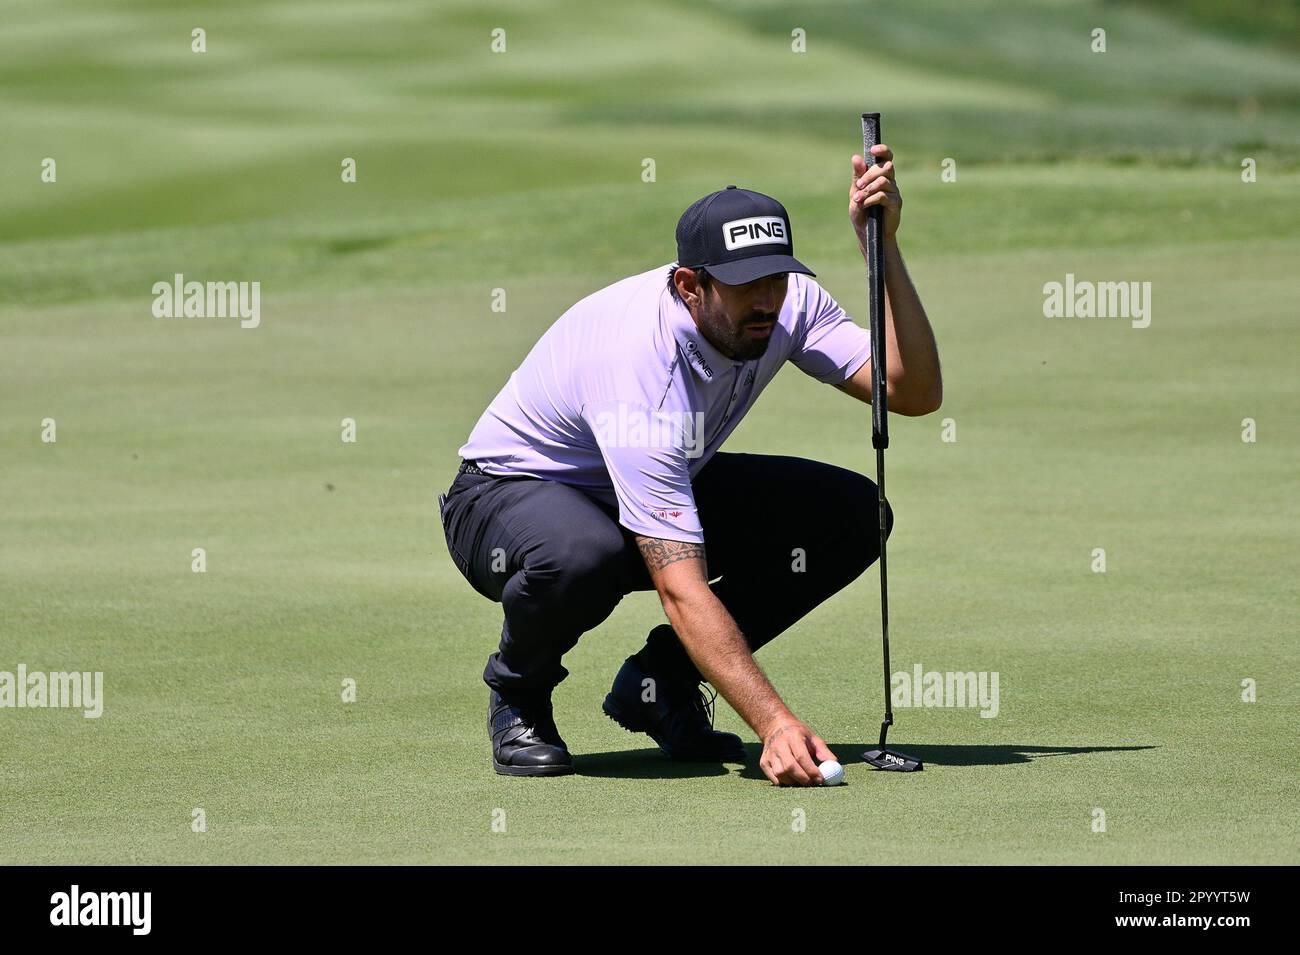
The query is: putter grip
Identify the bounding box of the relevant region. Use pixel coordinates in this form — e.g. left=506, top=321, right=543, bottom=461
left=861, top=113, right=888, bottom=449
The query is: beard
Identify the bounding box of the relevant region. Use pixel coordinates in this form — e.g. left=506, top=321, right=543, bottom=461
left=696, top=295, right=778, bottom=362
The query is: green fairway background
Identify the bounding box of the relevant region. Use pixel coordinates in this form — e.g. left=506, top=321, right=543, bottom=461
left=2, top=0, right=1297, bottom=864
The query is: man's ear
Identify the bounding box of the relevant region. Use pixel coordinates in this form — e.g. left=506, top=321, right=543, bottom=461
left=676, top=269, right=704, bottom=309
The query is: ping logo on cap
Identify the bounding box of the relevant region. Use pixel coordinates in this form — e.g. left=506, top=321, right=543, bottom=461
left=722, top=216, right=787, bottom=251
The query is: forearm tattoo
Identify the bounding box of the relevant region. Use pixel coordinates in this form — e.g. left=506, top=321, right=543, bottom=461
left=636, top=536, right=706, bottom=572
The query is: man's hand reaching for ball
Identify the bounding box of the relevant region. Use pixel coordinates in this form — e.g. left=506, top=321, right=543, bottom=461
left=760, top=719, right=839, bottom=786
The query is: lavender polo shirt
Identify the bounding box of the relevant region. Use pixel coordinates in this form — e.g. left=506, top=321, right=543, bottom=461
left=458, top=264, right=871, bottom=543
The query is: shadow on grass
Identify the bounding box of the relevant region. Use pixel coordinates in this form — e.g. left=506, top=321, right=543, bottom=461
left=576, top=747, right=735, bottom=779
left=577, top=742, right=1158, bottom=780
left=834, top=742, right=1160, bottom=768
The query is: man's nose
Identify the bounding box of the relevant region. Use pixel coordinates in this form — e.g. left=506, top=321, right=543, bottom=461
left=752, top=279, right=777, bottom=312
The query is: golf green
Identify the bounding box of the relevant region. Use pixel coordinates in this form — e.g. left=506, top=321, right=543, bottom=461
left=2, top=0, right=1296, bottom=864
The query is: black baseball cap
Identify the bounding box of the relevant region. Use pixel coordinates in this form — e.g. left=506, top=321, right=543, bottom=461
left=675, top=185, right=815, bottom=285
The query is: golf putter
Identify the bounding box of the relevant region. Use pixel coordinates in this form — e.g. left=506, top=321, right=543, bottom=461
left=859, top=113, right=922, bottom=772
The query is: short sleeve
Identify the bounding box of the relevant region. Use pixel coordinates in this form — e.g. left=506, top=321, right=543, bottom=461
left=583, top=400, right=703, bottom=543
left=789, top=277, right=872, bottom=384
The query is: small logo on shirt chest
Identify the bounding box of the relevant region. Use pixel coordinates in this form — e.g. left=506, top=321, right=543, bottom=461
left=729, top=367, right=756, bottom=405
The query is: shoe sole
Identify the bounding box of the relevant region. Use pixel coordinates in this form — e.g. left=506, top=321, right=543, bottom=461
left=602, top=693, right=651, bottom=732
left=492, top=758, right=575, bottom=777
left=602, top=694, right=746, bottom=763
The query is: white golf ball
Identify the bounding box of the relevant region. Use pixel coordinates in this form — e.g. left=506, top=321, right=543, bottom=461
left=818, top=759, right=845, bottom=786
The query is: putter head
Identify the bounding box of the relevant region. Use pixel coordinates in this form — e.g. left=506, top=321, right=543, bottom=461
left=862, top=748, right=924, bottom=772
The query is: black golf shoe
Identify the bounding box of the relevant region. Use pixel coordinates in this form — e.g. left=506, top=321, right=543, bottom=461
left=602, top=656, right=746, bottom=762
left=488, top=688, right=574, bottom=776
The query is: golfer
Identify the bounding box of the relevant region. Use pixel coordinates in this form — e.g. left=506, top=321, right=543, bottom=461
left=441, top=146, right=941, bottom=785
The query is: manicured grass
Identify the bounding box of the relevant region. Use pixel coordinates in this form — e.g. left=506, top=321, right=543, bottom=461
left=1, top=0, right=1296, bottom=864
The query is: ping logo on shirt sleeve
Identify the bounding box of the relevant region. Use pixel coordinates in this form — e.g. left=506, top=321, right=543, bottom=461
left=722, top=216, right=787, bottom=251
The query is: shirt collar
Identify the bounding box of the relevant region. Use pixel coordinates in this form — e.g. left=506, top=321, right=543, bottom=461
left=662, top=284, right=738, bottom=384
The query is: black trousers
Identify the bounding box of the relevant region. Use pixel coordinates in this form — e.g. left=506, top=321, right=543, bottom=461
left=439, top=452, right=893, bottom=696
